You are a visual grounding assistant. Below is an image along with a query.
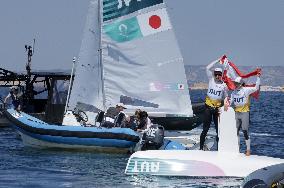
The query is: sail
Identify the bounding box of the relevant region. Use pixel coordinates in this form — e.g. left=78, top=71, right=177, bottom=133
left=67, top=0, right=104, bottom=112
left=101, top=1, right=193, bottom=117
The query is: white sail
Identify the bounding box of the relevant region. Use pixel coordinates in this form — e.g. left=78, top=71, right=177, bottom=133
left=101, top=1, right=193, bottom=117
left=67, top=0, right=104, bottom=112
left=67, top=0, right=193, bottom=118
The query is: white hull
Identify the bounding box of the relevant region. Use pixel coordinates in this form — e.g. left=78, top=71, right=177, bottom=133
left=18, top=131, right=130, bottom=153
left=125, top=107, right=284, bottom=177
left=125, top=150, right=284, bottom=177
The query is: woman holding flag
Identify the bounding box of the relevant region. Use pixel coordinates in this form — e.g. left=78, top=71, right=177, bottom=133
left=199, top=57, right=228, bottom=151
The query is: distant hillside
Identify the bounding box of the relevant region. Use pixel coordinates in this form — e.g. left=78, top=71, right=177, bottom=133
left=185, top=65, right=284, bottom=87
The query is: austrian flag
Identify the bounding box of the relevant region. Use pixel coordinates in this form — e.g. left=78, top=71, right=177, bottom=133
left=220, top=55, right=261, bottom=99
left=137, top=8, right=172, bottom=37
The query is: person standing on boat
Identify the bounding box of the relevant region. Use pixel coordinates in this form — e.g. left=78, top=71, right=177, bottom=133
left=4, top=86, right=23, bottom=111
left=225, top=72, right=261, bottom=156
left=200, top=58, right=228, bottom=150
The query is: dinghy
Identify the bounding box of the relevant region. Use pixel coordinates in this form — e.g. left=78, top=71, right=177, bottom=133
left=125, top=107, right=284, bottom=177
left=6, top=108, right=139, bottom=153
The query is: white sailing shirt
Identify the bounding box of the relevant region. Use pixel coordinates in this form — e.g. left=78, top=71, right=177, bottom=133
left=230, top=77, right=260, bottom=112
left=205, top=59, right=228, bottom=107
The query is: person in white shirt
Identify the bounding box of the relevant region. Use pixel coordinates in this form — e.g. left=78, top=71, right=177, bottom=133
left=225, top=72, right=261, bottom=156
left=200, top=58, right=228, bottom=150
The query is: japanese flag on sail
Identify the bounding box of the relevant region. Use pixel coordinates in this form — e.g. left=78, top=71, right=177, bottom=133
left=137, top=8, right=172, bottom=37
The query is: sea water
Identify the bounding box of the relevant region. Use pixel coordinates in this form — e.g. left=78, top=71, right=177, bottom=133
left=0, top=90, right=283, bottom=187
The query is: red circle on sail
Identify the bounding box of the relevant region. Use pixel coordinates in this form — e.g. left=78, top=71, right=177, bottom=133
left=149, top=15, right=161, bottom=29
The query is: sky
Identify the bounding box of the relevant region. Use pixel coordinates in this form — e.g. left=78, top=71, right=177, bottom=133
left=0, top=0, right=283, bottom=72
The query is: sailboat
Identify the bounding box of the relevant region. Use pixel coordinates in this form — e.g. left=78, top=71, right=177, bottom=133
left=5, top=0, right=201, bottom=152
left=63, top=0, right=201, bottom=130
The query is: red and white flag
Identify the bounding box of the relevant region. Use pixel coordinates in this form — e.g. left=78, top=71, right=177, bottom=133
left=220, top=55, right=261, bottom=99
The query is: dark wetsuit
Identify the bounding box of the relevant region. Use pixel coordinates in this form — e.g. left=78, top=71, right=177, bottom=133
left=200, top=105, right=220, bottom=150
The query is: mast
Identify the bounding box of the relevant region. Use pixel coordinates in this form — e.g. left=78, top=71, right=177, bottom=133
left=64, top=57, right=76, bottom=113
left=98, top=0, right=106, bottom=110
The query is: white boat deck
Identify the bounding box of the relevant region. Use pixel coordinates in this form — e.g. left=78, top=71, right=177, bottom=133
left=164, top=128, right=217, bottom=150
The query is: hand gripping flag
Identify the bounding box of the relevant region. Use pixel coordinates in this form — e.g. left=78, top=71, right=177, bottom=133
left=220, top=55, right=261, bottom=99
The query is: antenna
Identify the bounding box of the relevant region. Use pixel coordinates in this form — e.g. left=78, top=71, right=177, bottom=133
left=24, top=39, right=36, bottom=102
left=33, top=38, right=35, bottom=55
left=25, top=39, right=35, bottom=74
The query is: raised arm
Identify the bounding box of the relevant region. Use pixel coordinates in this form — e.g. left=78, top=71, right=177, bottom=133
left=245, top=76, right=261, bottom=95
left=206, top=59, right=220, bottom=78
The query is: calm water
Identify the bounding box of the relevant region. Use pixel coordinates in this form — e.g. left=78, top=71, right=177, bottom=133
left=0, top=90, right=283, bottom=187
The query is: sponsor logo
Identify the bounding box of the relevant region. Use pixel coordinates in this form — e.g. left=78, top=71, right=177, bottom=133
left=103, top=17, right=143, bottom=42
left=103, top=0, right=163, bottom=21
left=149, top=82, right=187, bottom=91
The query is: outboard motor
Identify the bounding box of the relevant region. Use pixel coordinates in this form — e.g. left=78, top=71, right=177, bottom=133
left=141, top=124, right=165, bottom=150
